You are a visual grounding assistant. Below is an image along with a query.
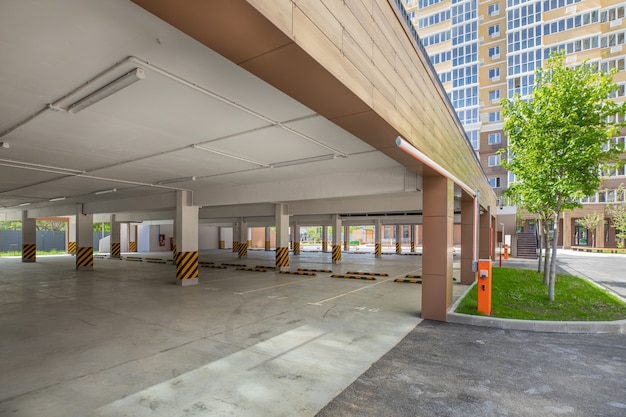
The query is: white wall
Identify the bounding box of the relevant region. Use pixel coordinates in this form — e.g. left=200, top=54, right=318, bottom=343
left=199, top=225, right=219, bottom=250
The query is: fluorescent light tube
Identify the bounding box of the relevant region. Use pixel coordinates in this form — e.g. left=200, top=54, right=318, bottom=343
left=68, top=68, right=145, bottom=114
left=94, top=188, right=116, bottom=195
left=19, top=202, right=31, bottom=206
left=158, top=176, right=196, bottom=185
left=49, top=196, right=66, bottom=202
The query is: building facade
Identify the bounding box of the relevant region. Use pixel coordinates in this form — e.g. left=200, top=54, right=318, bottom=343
left=404, top=0, right=626, bottom=248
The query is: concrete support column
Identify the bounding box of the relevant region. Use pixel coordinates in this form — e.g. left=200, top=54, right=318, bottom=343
left=109, top=215, right=121, bottom=259
left=129, top=223, right=137, bottom=252
left=219, top=227, right=226, bottom=249
left=421, top=176, right=454, bottom=322
left=265, top=227, right=271, bottom=251
left=232, top=224, right=239, bottom=253
left=460, top=195, right=477, bottom=285
left=21, top=211, right=36, bottom=263
left=480, top=206, right=494, bottom=260
left=238, top=219, right=248, bottom=259
left=293, top=223, right=301, bottom=255
left=562, top=212, right=572, bottom=249
left=175, top=190, right=199, bottom=286
left=68, top=216, right=77, bottom=254
left=596, top=216, right=605, bottom=249
left=395, top=224, right=402, bottom=254
left=332, top=215, right=342, bottom=264
left=374, top=219, right=382, bottom=258
left=76, top=206, right=93, bottom=270
left=414, top=225, right=420, bottom=249
left=343, top=225, right=349, bottom=251
left=322, top=226, right=329, bottom=252
left=275, top=204, right=289, bottom=270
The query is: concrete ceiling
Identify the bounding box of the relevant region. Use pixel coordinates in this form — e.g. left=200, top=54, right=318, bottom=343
left=0, top=0, right=430, bottom=221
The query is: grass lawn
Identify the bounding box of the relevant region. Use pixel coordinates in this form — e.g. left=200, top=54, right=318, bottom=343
left=455, top=267, right=626, bottom=321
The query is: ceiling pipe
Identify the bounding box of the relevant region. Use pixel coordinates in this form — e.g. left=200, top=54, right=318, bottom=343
left=395, top=136, right=476, bottom=198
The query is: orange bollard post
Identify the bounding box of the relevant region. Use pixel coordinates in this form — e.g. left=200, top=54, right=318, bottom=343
left=477, top=259, right=492, bottom=315
left=504, top=244, right=509, bottom=260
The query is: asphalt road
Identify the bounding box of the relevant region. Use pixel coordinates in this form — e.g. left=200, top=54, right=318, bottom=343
left=317, top=321, right=626, bottom=417
left=317, top=250, right=626, bottom=417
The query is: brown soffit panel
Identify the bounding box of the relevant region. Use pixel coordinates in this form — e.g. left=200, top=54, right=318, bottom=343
left=131, top=0, right=293, bottom=65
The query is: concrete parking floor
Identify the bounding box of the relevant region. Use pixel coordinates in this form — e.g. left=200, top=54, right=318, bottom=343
left=0, top=249, right=457, bottom=417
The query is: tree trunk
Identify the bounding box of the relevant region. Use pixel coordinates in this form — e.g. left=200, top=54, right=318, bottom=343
left=549, top=212, right=561, bottom=302
left=537, top=222, right=543, bottom=273
left=542, top=222, right=551, bottom=285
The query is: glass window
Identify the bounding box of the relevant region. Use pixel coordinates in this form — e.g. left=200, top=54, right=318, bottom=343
left=488, top=133, right=502, bottom=144
left=489, top=111, right=501, bottom=122
left=488, top=24, right=500, bottom=37
left=488, top=155, right=501, bottom=167
left=488, top=177, right=501, bottom=188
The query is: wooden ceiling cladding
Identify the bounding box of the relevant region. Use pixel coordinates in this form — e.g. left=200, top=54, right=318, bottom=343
left=131, top=0, right=496, bottom=208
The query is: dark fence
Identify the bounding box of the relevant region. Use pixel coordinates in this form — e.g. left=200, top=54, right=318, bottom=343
left=0, top=231, right=109, bottom=253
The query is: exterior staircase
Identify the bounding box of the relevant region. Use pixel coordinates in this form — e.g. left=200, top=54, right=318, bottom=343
left=516, top=232, right=538, bottom=259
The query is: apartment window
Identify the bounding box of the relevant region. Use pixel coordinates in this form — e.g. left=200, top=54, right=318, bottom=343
left=488, top=133, right=502, bottom=145
left=488, top=89, right=501, bottom=102
left=488, top=24, right=500, bottom=38
left=468, top=130, right=479, bottom=150
left=488, top=46, right=500, bottom=59
left=488, top=177, right=501, bottom=188
left=488, top=111, right=501, bottom=122
left=488, top=155, right=501, bottom=167
left=508, top=172, right=516, bottom=184
left=488, top=3, right=500, bottom=16
left=488, top=67, right=500, bottom=80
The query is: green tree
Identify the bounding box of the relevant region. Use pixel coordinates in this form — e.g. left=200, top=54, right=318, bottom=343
left=502, top=53, right=625, bottom=301
left=607, top=183, right=626, bottom=248
left=575, top=212, right=603, bottom=248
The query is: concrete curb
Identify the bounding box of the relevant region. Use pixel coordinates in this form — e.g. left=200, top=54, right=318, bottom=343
left=447, top=281, right=626, bottom=334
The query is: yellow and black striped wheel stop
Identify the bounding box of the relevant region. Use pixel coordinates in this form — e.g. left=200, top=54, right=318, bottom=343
left=22, top=243, right=36, bottom=262
left=76, top=247, right=93, bottom=270
left=331, top=274, right=376, bottom=280
left=110, top=242, right=121, bottom=258
left=346, top=271, right=389, bottom=276
left=280, top=270, right=316, bottom=276
left=176, top=251, right=199, bottom=281
left=394, top=278, right=422, bottom=283
left=276, top=247, right=289, bottom=268
left=68, top=241, right=77, bottom=254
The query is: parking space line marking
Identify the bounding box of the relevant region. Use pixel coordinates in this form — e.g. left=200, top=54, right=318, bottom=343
left=308, top=268, right=421, bottom=306
left=234, top=278, right=314, bottom=295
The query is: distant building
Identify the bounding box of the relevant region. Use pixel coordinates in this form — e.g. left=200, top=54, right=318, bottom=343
left=404, top=0, right=626, bottom=249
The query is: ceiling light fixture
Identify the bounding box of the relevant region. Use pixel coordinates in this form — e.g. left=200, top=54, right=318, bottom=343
left=157, top=176, right=196, bottom=185
left=192, top=144, right=269, bottom=167
left=270, top=154, right=339, bottom=168
left=49, top=196, right=67, bottom=202
left=67, top=68, right=145, bottom=114
left=94, top=188, right=117, bottom=195
left=19, top=202, right=31, bottom=206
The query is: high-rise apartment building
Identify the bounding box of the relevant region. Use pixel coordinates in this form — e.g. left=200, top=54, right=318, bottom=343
left=404, top=0, right=626, bottom=248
